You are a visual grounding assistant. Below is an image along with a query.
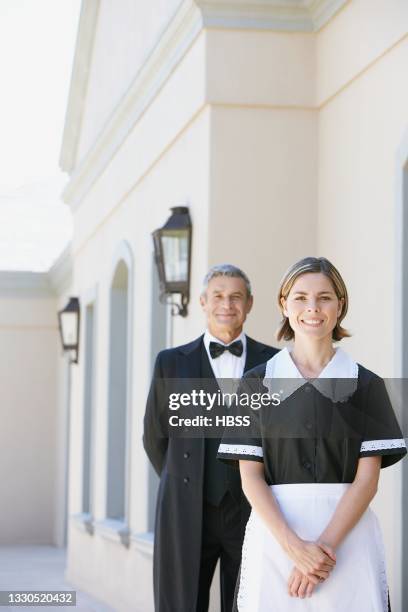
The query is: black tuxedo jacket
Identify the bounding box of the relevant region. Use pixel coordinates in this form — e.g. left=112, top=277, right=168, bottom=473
left=143, top=334, right=278, bottom=612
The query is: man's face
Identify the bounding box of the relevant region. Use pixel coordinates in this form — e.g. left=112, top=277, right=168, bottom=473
left=200, top=276, right=253, bottom=339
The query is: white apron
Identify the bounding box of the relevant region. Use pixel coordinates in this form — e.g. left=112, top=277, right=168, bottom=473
left=237, top=483, right=388, bottom=612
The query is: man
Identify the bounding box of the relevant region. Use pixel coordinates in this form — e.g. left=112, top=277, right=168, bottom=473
left=143, top=264, right=278, bottom=612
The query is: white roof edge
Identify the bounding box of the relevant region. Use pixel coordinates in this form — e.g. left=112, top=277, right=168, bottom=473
left=62, top=0, right=203, bottom=209
left=48, top=245, right=74, bottom=295
left=0, top=246, right=73, bottom=298
left=0, top=271, right=54, bottom=297
left=311, top=0, right=348, bottom=30
left=59, top=0, right=100, bottom=175
left=196, top=0, right=348, bottom=31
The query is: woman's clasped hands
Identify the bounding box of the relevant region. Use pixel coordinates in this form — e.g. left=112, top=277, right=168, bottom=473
left=285, top=538, right=336, bottom=598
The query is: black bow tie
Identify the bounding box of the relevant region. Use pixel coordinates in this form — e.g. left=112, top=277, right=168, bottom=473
left=209, top=340, right=243, bottom=359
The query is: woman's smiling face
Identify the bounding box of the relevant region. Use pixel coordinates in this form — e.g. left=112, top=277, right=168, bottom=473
left=281, top=272, right=343, bottom=341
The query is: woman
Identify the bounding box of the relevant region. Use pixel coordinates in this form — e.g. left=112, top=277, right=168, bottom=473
left=217, top=257, right=406, bottom=611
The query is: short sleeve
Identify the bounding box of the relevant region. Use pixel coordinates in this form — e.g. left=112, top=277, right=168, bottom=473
left=359, top=375, right=407, bottom=468
left=217, top=436, right=263, bottom=464
left=217, top=371, right=264, bottom=466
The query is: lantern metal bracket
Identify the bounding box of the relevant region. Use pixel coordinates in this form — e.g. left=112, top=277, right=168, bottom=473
left=67, top=348, right=79, bottom=365
left=159, top=291, right=189, bottom=317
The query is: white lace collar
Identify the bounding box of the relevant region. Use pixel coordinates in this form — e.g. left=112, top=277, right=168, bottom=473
left=263, top=347, right=358, bottom=403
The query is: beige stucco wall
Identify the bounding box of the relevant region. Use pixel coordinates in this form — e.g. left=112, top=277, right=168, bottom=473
left=209, top=105, right=317, bottom=347
left=317, top=14, right=408, bottom=375
left=66, top=26, right=316, bottom=610
left=66, top=19, right=210, bottom=605
left=206, top=28, right=315, bottom=107
left=206, top=27, right=317, bottom=346
left=62, top=1, right=408, bottom=610
left=0, top=287, right=58, bottom=544
left=66, top=107, right=211, bottom=612
left=76, top=0, right=183, bottom=163
left=316, top=3, right=408, bottom=608
left=316, top=0, right=408, bottom=106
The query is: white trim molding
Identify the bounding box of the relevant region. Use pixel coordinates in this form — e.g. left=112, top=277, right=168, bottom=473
left=307, top=0, right=348, bottom=30
left=0, top=271, right=54, bottom=298
left=93, top=518, right=131, bottom=547
left=48, top=246, right=73, bottom=295
left=61, top=0, right=203, bottom=208
left=109, top=240, right=135, bottom=288
left=60, top=0, right=100, bottom=174
left=395, top=126, right=408, bottom=378
left=197, top=0, right=348, bottom=32
left=60, top=0, right=347, bottom=209
left=131, top=531, right=154, bottom=557
left=71, top=512, right=94, bottom=535
left=0, top=248, right=72, bottom=298
left=106, top=240, right=135, bottom=537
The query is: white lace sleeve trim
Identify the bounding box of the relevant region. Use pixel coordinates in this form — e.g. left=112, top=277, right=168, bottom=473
left=218, top=443, right=263, bottom=458
left=360, top=438, right=407, bottom=452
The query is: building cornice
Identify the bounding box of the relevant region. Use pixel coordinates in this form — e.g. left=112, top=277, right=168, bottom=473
left=308, top=0, right=348, bottom=30
left=60, top=0, right=347, bottom=208
left=197, top=0, right=347, bottom=31
left=48, top=245, right=73, bottom=295
left=0, top=246, right=72, bottom=298
left=61, top=0, right=203, bottom=209
left=59, top=0, right=100, bottom=174
left=0, top=271, right=54, bottom=298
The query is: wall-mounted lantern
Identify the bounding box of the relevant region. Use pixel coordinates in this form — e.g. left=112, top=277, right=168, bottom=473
left=152, top=206, right=192, bottom=317
left=58, top=297, right=80, bottom=364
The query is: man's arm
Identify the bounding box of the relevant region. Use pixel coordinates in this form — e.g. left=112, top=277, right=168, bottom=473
left=143, top=354, right=169, bottom=476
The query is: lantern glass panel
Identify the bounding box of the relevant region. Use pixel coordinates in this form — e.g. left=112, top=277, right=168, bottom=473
left=161, top=230, right=188, bottom=283
left=61, top=311, right=79, bottom=348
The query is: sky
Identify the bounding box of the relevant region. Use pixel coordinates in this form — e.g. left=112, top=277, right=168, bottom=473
left=0, top=0, right=81, bottom=271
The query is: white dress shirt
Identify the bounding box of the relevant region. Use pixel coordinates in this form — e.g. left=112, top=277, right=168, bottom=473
left=203, top=329, right=247, bottom=380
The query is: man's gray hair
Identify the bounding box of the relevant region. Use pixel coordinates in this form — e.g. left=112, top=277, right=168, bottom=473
left=202, top=264, right=252, bottom=296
